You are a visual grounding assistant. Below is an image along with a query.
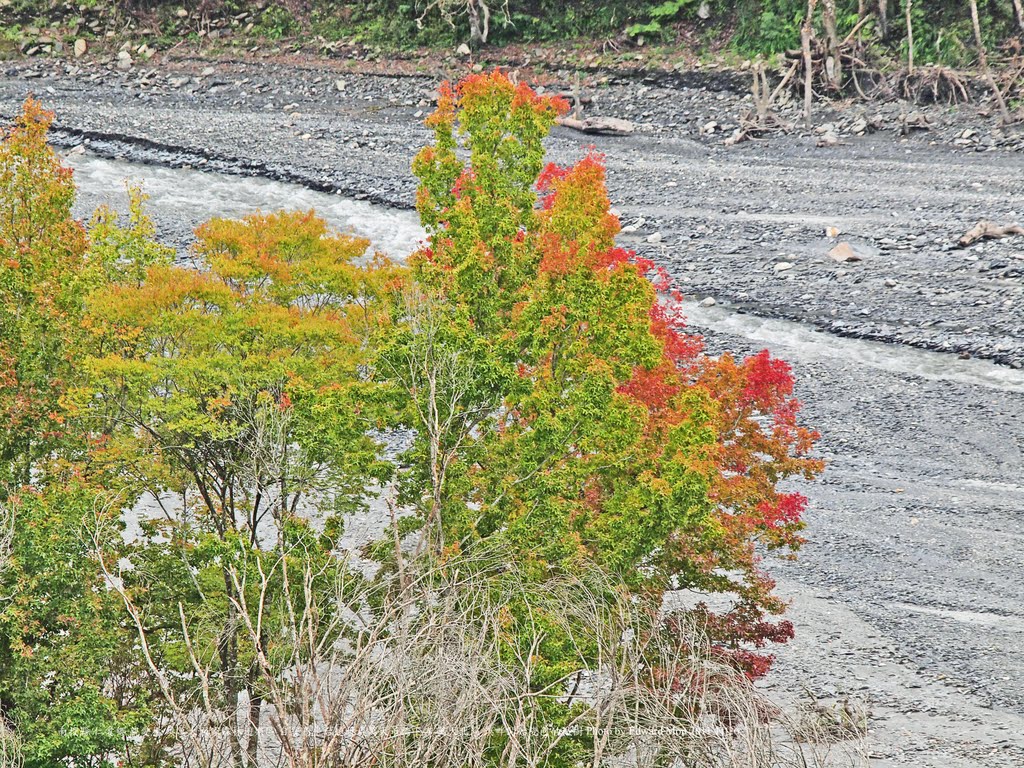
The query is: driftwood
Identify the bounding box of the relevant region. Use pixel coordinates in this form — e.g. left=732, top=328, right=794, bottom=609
left=787, top=11, right=882, bottom=107
left=957, top=220, right=1024, bottom=248
left=895, top=66, right=970, bottom=105
left=726, top=61, right=797, bottom=145
left=556, top=115, right=634, bottom=136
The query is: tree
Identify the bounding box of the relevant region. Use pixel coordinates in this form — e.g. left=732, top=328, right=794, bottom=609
left=74, top=209, right=403, bottom=764
left=0, top=99, right=89, bottom=490
left=0, top=99, right=167, bottom=767
left=0, top=99, right=167, bottom=491
left=400, top=71, right=822, bottom=677
left=0, top=485, right=145, bottom=768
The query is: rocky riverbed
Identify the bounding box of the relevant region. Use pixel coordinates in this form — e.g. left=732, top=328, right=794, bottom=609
left=3, top=54, right=1022, bottom=365
left=2, top=54, right=1023, bottom=766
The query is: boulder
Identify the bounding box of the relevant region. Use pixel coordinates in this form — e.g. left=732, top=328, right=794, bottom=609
left=829, top=242, right=865, bottom=263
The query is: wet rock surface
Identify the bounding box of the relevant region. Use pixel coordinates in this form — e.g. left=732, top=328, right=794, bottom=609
left=3, top=58, right=1024, bottom=765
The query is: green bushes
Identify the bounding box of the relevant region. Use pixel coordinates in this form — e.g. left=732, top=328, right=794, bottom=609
left=2, top=0, right=1020, bottom=63
left=730, top=0, right=807, bottom=54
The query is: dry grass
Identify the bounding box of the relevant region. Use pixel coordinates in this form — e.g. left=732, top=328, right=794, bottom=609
left=0, top=721, right=20, bottom=768
left=100, top=538, right=870, bottom=768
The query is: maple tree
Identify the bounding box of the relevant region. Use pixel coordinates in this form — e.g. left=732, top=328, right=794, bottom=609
left=0, top=98, right=89, bottom=489
left=72, top=209, right=403, bottom=763
left=400, top=70, right=822, bottom=678
left=0, top=100, right=170, bottom=767
left=0, top=99, right=167, bottom=490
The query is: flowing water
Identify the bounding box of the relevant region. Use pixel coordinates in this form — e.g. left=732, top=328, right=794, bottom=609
left=682, top=301, right=1024, bottom=393
left=66, top=151, right=1024, bottom=395
left=66, top=151, right=426, bottom=259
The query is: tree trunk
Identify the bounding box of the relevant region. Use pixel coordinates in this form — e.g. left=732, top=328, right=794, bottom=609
left=245, top=686, right=262, bottom=766
left=904, top=0, right=914, bottom=74
left=468, top=0, right=490, bottom=47
left=878, top=0, right=888, bottom=38
left=1013, top=0, right=1024, bottom=33
left=220, top=571, right=245, bottom=768
left=822, top=0, right=842, bottom=88
left=802, top=0, right=819, bottom=126
left=969, top=0, right=1011, bottom=123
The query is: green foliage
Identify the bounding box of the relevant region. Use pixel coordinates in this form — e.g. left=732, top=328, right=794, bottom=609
left=253, top=3, right=299, bottom=39
left=729, top=0, right=806, bottom=54
left=0, top=484, right=145, bottom=768
left=627, top=0, right=695, bottom=38
left=898, top=3, right=1002, bottom=67
left=4, top=0, right=1021, bottom=62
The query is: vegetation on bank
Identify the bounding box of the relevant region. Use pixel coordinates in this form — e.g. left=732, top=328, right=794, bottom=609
left=0, top=73, right=832, bottom=765
left=1, top=0, right=1023, bottom=69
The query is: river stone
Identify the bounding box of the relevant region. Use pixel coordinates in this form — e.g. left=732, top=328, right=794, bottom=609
left=775, top=261, right=793, bottom=272
left=829, top=242, right=865, bottom=263
left=74, top=38, right=87, bottom=57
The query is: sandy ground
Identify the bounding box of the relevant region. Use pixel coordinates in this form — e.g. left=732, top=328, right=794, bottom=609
left=2, top=54, right=1024, bottom=765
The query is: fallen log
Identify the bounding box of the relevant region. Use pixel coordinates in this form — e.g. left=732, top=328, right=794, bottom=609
left=957, top=220, right=1024, bottom=247
left=555, top=116, right=634, bottom=136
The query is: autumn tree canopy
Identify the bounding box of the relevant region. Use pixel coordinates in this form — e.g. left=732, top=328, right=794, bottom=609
left=400, top=71, right=821, bottom=675
left=0, top=78, right=822, bottom=765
